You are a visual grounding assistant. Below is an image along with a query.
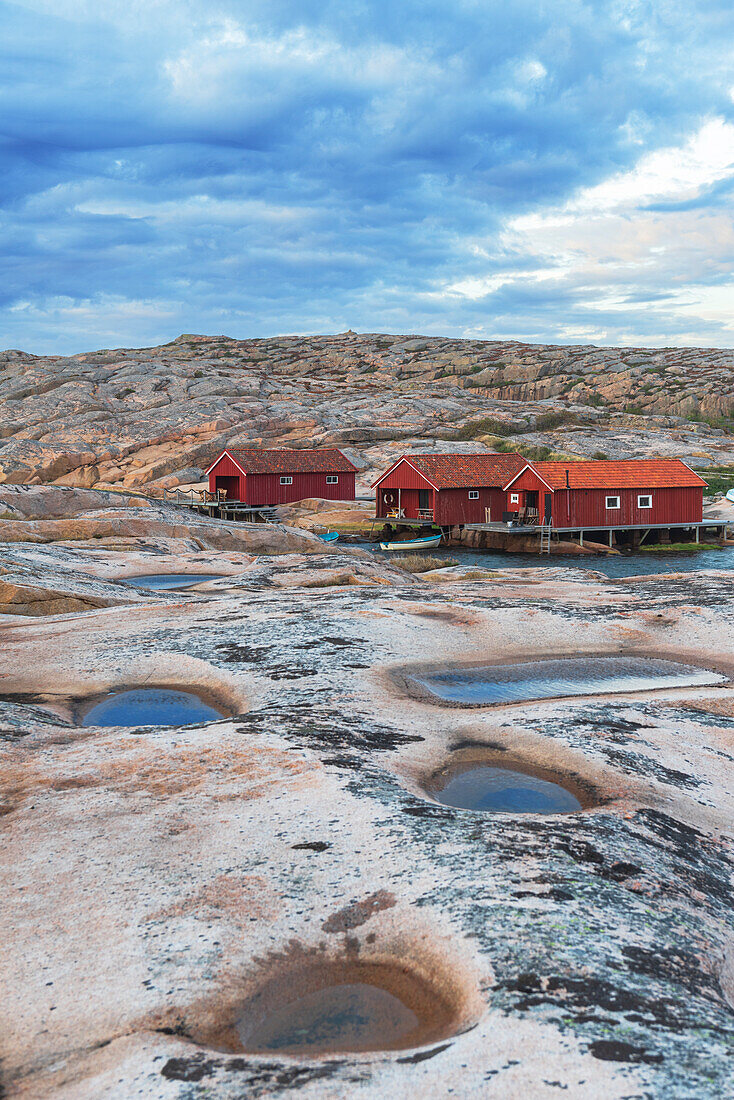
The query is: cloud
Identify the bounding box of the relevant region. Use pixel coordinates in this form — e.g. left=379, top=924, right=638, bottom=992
left=2, top=0, right=734, bottom=352
left=435, top=117, right=734, bottom=343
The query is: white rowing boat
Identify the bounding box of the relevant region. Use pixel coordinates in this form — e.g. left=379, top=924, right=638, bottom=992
left=379, top=534, right=442, bottom=551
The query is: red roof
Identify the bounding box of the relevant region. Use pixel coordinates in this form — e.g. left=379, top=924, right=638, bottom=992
left=373, top=452, right=526, bottom=490
left=212, top=447, right=357, bottom=475
left=506, top=458, right=708, bottom=491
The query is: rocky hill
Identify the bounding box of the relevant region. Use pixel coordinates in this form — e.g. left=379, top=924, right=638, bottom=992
left=1, top=332, right=734, bottom=493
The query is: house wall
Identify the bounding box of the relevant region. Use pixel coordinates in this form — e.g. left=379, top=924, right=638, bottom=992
left=208, top=455, right=355, bottom=505
left=376, top=461, right=434, bottom=492
left=247, top=471, right=355, bottom=505
left=375, top=460, right=516, bottom=524
left=435, top=487, right=506, bottom=525
left=208, top=453, right=246, bottom=500
left=376, top=461, right=436, bottom=518
left=552, top=485, right=703, bottom=528
left=502, top=469, right=553, bottom=521
left=503, top=469, right=703, bottom=527
left=377, top=486, right=434, bottom=519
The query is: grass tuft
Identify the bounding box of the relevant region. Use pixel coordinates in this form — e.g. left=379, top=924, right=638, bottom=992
left=392, top=554, right=458, bottom=573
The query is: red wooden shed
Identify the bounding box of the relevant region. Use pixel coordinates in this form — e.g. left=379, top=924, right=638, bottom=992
left=205, top=447, right=357, bottom=506
left=503, top=458, right=707, bottom=529
left=372, top=453, right=526, bottom=526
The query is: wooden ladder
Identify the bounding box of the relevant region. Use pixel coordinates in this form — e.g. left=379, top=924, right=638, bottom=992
left=539, top=523, right=552, bottom=554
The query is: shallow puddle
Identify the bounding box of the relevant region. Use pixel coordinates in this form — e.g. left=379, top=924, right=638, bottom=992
left=431, top=763, right=582, bottom=813
left=80, top=688, right=224, bottom=727
left=122, top=574, right=224, bottom=591
left=238, top=981, right=419, bottom=1054
left=412, top=656, right=725, bottom=706
left=229, top=960, right=458, bottom=1056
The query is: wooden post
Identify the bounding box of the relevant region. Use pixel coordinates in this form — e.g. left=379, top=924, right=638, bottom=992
left=609, top=530, right=613, bottom=547
left=579, top=531, right=584, bottom=546
left=695, top=526, right=700, bottom=544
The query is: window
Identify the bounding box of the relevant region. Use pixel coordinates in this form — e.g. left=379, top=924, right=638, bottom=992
left=510, top=493, right=519, bottom=505
left=468, top=490, right=479, bottom=500
left=326, top=475, right=338, bottom=484
left=605, top=495, right=620, bottom=509
left=638, top=494, right=652, bottom=509
left=280, top=476, right=293, bottom=485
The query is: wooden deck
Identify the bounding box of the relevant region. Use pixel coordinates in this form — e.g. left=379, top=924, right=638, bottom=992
left=464, top=520, right=729, bottom=535
left=163, top=489, right=277, bottom=522
left=464, top=519, right=732, bottom=551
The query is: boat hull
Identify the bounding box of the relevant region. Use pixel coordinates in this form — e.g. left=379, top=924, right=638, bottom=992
left=379, top=535, right=442, bottom=551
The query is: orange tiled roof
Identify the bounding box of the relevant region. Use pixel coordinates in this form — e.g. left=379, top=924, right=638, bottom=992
left=375, top=452, right=526, bottom=489
left=224, top=447, right=357, bottom=474
left=510, top=458, right=708, bottom=490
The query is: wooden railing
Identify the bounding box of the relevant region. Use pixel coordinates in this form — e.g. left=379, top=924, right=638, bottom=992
left=163, top=488, right=228, bottom=505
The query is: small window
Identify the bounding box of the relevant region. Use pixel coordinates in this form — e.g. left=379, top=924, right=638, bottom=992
left=468, top=490, right=479, bottom=500
left=326, top=475, right=338, bottom=484
left=280, top=476, right=293, bottom=485
left=510, top=493, right=519, bottom=505
left=606, top=495, right=620, bottom=509
left=638, top=494, right=652, bottom=509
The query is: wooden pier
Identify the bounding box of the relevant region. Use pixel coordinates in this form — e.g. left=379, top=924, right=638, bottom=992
left=163, top=488, right=278, bottom=522
left=463, top=519, right=733, bottom=553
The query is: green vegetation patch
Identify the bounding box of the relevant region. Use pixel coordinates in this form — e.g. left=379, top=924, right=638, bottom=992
left=485, top=437, right=575, bottom=461
left=446, top=416, right=527, bottom=440
left=700, top=466, right=734, bottom=494
left=639, top=541, right=723, bottom=553
left=534, top=410, right=581, bottom=431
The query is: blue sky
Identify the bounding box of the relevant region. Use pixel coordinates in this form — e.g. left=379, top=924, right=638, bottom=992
left=2, top=0, right=734, bottom=353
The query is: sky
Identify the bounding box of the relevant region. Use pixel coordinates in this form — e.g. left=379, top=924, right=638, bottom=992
left=2, top=0, right=734, bottom=354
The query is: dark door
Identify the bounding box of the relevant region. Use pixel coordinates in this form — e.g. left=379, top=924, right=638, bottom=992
left=526, top=491, right=538, bottom=509
left=544, top=493, right=552, bottom=522
left=418, top=489, right=430, bottom=511
left=215, top=475, right=239, bottom=500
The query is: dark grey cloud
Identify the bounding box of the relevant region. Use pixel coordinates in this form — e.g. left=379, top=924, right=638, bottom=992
left=2, top=0, right=734, bottom=351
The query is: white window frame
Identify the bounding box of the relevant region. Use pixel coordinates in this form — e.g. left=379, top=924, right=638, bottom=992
left=605, top=495, right=620, bottom=509
left=326, top=475, right=338, bottom=484
left=638, top=494, right=652, bottom=509
left=468, top=490, right=479, bottom=500
left=280, top=476, right=293, bottom=485
left=509, top=493, right=519, bottom=505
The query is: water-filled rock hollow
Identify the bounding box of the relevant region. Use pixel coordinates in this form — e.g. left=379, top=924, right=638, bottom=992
left=410, top=655, right=726, bottom=706
left=80, top=687, right=225, bottom=727
left=426, top=757, right=587, bottom=814
left=209, top=958, right=465, bottom=1056
left=122, top=574, right=224, bottom=591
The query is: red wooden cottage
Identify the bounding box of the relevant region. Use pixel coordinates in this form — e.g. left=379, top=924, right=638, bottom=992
left=205, top=447, right=357, bottom=505
left=502, top=458, right=707, bottom=529
left=372, top=453, right=526, bottom=526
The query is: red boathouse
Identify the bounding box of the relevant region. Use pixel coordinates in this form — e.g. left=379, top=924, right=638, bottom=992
left=372, top=453, right=526, bottom=526
left=503, top=458, right=707, bottom=529
left=205, top=447, right=357, bottom=505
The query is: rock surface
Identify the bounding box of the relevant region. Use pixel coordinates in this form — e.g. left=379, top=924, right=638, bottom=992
left=1, top=488, right=733, bottom=1098
left=2, top=333, right=734, bottom=493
